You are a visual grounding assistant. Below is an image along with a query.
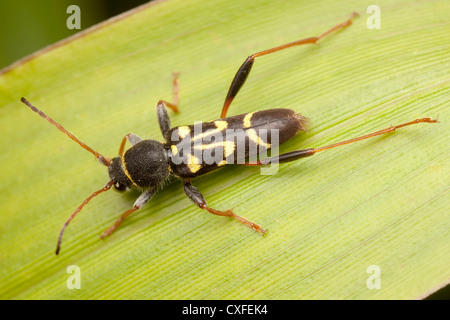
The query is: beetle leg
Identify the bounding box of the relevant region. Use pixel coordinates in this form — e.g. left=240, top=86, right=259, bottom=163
left=183, top=180, right=267, bottom=235
left=221, top=12, right=359, bottom=118
left=156, top=101, right=174, bottom=142
left=156, top=72, right=180, bottom=141
left=158, top=72, right=180, bottom=113
left=100, top=187, right=156, bottom=239
left=171, top=71, right=180, bottom=108
left=243, top=118, right=438, bottom=166
left=118, top=133, right=142, bottom=156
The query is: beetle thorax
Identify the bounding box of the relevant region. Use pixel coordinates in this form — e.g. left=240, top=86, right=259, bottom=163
left=110, top=140, right=170, bottom=189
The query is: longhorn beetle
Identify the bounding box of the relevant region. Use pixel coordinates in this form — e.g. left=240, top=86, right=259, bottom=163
left=21, top=12, right=437, bottom=255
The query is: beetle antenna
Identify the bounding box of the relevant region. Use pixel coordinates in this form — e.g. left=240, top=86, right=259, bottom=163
left=21, top=97, right=111, bottom=166
left=56, top=180, right=114, bottom=255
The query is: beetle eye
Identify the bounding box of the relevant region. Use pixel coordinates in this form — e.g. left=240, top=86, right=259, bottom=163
left=114, top=181, right=126, bottom=192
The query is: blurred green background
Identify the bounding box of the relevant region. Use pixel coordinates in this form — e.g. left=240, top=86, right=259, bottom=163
left=0, top=0, right=150, bottom=70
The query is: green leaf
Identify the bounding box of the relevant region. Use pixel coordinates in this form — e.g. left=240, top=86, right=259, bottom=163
left=0, top=0, right=448, bottom=299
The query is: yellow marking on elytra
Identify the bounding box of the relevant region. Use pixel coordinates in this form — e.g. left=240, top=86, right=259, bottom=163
left=224, top=141, right=236, bottom=157
left=214, top=120, right=228, bottom=131
left=243, top=112, right=254, bottom=128
left=177, top=126, right=191, bottom=139
left=191, top=120, right=229, bottom=142
left=218, top=160, right=227, bottom=166
left=171, top=144, right=178, bottom=156
left=247, top=129, right=271, bottom=149
left=192, top=128, right=221, bottom=141
left=193, top=141, right=236, bottom=157
left=186, top=154, right=202, bottom=173
left=120, top=154, right=138, bottom=187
